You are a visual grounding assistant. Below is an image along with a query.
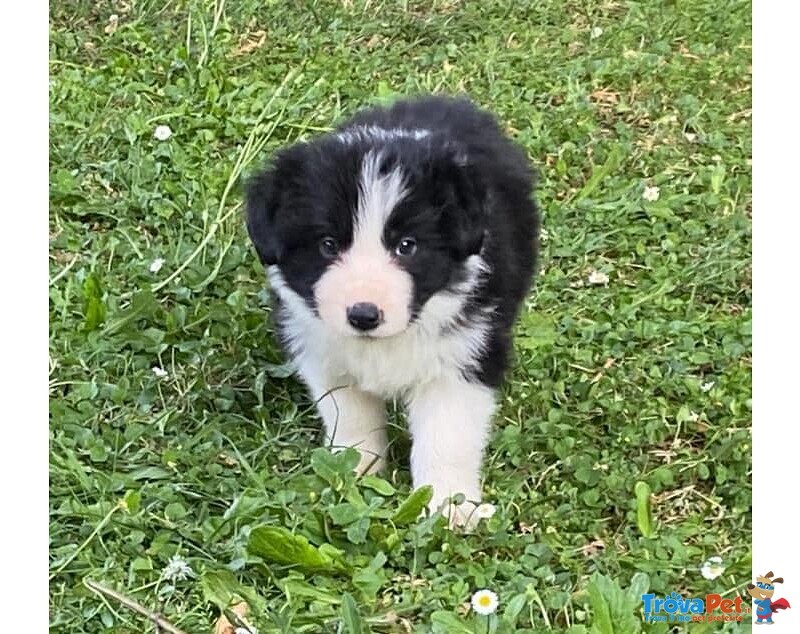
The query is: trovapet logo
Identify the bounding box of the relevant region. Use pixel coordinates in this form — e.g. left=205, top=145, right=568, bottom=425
left=747, top=571, right=791, bottom=625
left=641, top=592, right=749, bottom=624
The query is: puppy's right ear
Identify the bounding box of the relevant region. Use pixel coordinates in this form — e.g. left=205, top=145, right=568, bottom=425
left=245, top=168, right=282, bottom=266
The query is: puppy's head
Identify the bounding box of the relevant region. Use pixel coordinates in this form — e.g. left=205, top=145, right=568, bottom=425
left=246, top=136, right=486, bottom=338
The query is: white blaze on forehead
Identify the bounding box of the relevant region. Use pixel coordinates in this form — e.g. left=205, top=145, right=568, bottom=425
left=314, top=151, right=413, bottom=338
left=355, top=150, right=407, bottom=243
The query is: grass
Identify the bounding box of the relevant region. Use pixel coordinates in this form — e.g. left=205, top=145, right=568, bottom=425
left=49, top=1, right=751, bottom=632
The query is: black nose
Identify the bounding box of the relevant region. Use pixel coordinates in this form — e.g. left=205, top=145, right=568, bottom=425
left=347, top=302, right=382, bottom=331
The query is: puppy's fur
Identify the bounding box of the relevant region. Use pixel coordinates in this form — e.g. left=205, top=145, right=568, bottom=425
left=246, top=95, right=539, bottom=527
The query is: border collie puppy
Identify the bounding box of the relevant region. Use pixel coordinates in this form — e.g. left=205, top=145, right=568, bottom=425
left=246, top=95, right=539, bottom=528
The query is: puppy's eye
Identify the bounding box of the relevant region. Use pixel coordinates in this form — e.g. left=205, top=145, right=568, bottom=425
left=319, top=237, right=339, bottom=259
left=395, top=237, right=417, bottom=257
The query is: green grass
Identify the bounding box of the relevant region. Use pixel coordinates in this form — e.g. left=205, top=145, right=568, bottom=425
left=49, top=1, right=752, bottom=632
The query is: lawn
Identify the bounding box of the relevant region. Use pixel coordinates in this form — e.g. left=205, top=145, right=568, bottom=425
left=49, top=1, right=752, bottom=632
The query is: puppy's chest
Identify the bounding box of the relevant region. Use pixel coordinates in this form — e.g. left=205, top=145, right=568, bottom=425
left=305, top=326, right=484, bottom=397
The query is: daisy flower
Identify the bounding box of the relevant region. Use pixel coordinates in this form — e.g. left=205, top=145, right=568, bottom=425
left=471, top=589, right=499, bottom=616
left=154, top=125, right=173, bottom=141
left=474, top=503, right=496, bottom=521
left=700, top=556, right=725, bottom=580
left=588, top=269, right=610, bottom=285
left=149, top=257, right=165, bottom=273
left=643, top=185, right=660, bottom=202
left=163, top=554, right=193, bottom=582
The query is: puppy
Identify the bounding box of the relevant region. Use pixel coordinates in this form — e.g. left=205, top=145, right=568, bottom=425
left=246, top=95, right=539, bottom=528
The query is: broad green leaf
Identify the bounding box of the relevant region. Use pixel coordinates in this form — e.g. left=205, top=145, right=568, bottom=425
left=518, top=313, right=556, bottom=350
left=311, top=447, right=360, bottom=484
left=340, top=592, right=364, bottom=634
left=122, top=490, right=141, bottom=514
left=710, top=162, right=726, bottom=194
left=102, top=290, right=157, bottom=336
left=346, top=517, right=370, bottom=544
left=201, top=570, right=266, bottom=618
left=200, top=569, right=240, bottom=609
left=281, top=579, right=341, bottom=605
left=128, top=466, right=172, bottom=481
left=82, top=274, right=106, bottom=331
left=430, top=611, right=473, bottom=633
left=344, top=486, right=369, bottom=509
left=248, top=525, right=348, bottom=574
left=634, top=481, right=655, bottom=538
left=587, top=576, right=615, bottom=634
left=573, top=144, right=624, bottom=203
left=164, top=501, right=187, bottom=520
left=360, top=475, right=396, bottom=496
left=329, top=503, right=362, bottom=526
left=587, top=572, right=641, bottom=634
left=392, top=486, right=433, bottom=525
left=502, top=593, right=528, bottom=626
left=262, top=361, right=295, bottom=378
left=352, top=568, right=383, bottom=601
left=628, top=572, right=650, bottom=603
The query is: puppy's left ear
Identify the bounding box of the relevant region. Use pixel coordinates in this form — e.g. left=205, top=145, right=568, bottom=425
left=245, top=168, right=281, bottom=266
left=432, top=150, right=487, bottom=259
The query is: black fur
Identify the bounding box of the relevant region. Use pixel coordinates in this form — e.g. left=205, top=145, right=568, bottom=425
left=246, top=95, right=539, bottom=388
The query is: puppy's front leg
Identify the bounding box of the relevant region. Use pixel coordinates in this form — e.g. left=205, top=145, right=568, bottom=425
left=406, top=377, right=496, bottom=529
left=301, top=365, right=388, bottom=475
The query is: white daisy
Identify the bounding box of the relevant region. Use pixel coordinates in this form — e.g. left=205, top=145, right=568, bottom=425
left=104, top=14, right=119, bottom=35
left=474, top=503, right=496, bottom=520
left=149, top=257, right=165, bottom=273
left=471, top=589, right=499, bottom=616
left=162, top=554, right=193, bottom=581
left=590, top=26, right=603, bottom=40
left=154, top=125, right=173, bottom=141
left=152, top=366, right=168, bottom=379
left=643, top=185, right=660, bottom=202
left=588, top=270, right=610, bottom=285
left=700, top=556, right=725, bottom=580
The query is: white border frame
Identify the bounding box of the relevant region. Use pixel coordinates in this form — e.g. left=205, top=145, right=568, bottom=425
left=753, top=2, right=798, bottom=628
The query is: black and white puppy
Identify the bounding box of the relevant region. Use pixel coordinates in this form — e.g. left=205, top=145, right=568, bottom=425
left=246, top=95, right=539, bottom=527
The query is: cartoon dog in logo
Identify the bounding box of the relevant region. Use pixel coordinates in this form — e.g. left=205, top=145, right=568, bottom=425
left=747, top=571, right=791, bottom=624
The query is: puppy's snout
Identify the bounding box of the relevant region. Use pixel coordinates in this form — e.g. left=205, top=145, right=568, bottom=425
left=347, top=302, right=383, bottom=331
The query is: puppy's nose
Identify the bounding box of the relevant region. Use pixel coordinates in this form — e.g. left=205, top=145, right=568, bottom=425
left=347, top=302, right=382, bottom=331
